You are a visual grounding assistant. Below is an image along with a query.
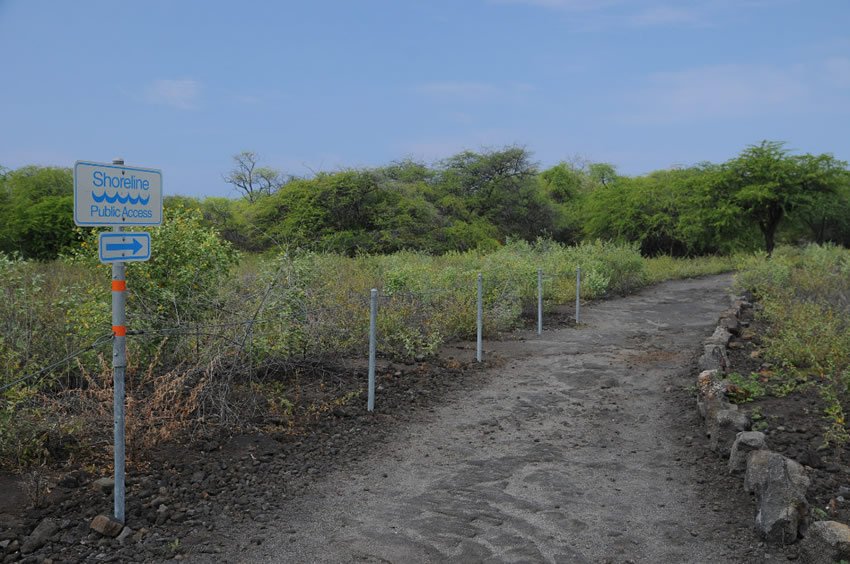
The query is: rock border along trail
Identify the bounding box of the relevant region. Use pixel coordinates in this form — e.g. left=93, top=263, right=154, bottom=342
left=218, top=275, right=770, bottom=563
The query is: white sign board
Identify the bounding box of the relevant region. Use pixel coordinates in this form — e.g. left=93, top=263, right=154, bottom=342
left=98, top=232, right=151, bottom=263
left=74, top=161, right=162, bottom=226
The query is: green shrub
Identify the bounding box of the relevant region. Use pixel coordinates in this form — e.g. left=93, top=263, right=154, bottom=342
left=735, top=244, right=850, bottom=451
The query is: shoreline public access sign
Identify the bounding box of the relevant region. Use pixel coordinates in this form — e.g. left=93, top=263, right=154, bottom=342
left=73, top=158, right=163, bottom=525
left=74, top=161, right=163, bottom=226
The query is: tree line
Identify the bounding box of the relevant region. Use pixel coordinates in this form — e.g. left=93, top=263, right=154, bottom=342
left=2, top=141, right=848, bottom=261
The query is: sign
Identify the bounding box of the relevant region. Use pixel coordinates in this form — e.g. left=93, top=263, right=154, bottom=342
left=74, top=161, right=162, bottom=226
left=98, top=232, right=151, bottom=263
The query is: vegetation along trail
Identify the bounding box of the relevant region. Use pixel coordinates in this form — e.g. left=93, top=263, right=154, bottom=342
left=215, top=274, right=767, bottom=563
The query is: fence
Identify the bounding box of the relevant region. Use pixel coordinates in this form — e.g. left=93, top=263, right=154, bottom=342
left=2, top=267, right=584, bottom=413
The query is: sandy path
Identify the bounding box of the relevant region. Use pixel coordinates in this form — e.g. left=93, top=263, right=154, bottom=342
left=221, top=275, right=756, bottom=563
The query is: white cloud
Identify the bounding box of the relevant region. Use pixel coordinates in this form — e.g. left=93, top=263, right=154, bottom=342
left=490, top=0, right=779, bottom=30
left=493, top=0, right=622, bottom=11
left=144, top=79, right=201, bottom=110
left=418, top=81, right=500, bottom=100
left=627, top=6, right=702, bottom=26
left=620, top=64, right=810, bottom=124
left=416, top=81, right=534, bottom=102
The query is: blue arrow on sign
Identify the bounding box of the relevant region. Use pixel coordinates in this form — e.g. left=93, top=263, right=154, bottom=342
left=105, top=237, right=144, bottom=255
left=98, top=232, right=151, bottom=263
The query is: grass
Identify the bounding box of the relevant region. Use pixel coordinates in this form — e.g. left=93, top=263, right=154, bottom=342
left=734, top=244, right=850, bottom=454
left=1, top=237, right=743, bottom=471
left=644, top=254, right=737, bottom=284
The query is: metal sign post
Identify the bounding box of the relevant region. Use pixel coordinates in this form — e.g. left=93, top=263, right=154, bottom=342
left=576, top=266, right=582, bottom=325
left=537, top=269, right=543, bottom=335
left=110, top=161, right=127, bottom=522
left=367, top=289, right=378, bottom=412
left=476, top=273, right=483, bottom=362
left=74, top=158, right=162, bottom=526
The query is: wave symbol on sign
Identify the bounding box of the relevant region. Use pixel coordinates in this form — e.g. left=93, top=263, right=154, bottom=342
left=91, top=191, right=151, bottom=206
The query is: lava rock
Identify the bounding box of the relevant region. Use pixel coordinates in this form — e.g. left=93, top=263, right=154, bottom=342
left=706, top=326, right=733, bottom=347
left=745, top=450, right=810, bottom=543
left=116, top=526, right=134, bottom=545
left=729, top=431, right=767, bottom=475
left=698, top=344, right=728, bottom=373
left=719, top=314, right=741, bottom=336
left=92, top=477, right=114, bottom=495
left=799, top=520, right=850, bottom=564
left=696, top=369, right=728, bottom=420
left=20, top=518, right=58, bottom=554
left=709, top=409, right=750, bottom=455
left=90, top=515, right=123, bottom=538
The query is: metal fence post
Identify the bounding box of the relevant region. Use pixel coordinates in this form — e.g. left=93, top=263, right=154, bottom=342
left=537, top=268, right=543, bottom=335
left=476, top=273, right=483, bottom=362
left=576, top=266, right=581, bottom=325
left=368, top=288, right=377, bottom=412
left=111, top=158, right=126, bottom=524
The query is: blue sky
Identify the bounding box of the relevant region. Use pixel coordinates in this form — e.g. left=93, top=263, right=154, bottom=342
left=2, top=0, right=849, bottom=197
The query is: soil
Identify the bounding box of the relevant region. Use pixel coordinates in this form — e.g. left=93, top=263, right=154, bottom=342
left=725, top=304, right=850, bottom=526
left=0, top=275, right=808, bottom=563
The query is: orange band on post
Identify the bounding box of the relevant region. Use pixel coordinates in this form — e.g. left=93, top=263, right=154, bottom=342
left=112, top=325, right=127, bottom=337
left=112, top=280, right=127, bottom=292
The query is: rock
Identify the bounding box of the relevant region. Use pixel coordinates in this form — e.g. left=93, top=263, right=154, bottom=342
left=131, top=528, right=148, bottom=543
left=191, top=471, right=205, bottom=484
left=116, top=527, right=134, bottom=545
left=0, top=540, right=7, bottom=550
left=21, top=518, right=58, bottom=554
left=57, top=473, right=79, bottom=489
left=733, top=298, right=753, bottom=311
left=709, top=409, right=750, bottom=454
left=706, top=326, right=733, bottom=347
left=719, top=315, right=741, bottom=336
left=698, top=344, right=728, bottom=373
left=729, top=431, right=767, bottom=474
left=745, top=451, right=810, bottom=543
left=696, top=369, right=725, bottom=419
left=800, top=520, right=850, bottom=563
left=155, top=511, right=170, bottom=526
left=92, top=477, right=114, bottom=495
left=149, top=495, right=168, bottom=507
left=90, top=515, right=123, bottom=538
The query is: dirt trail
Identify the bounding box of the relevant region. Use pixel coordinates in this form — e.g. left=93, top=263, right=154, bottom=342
left=217, top=275, right=767, bottom=563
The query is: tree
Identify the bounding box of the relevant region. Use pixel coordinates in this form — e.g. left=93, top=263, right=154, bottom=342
left=793, top=181, right=850, bottom=245
left=436, top=147, right=555, bottom=241
left=587, top=163, right=618, bottom=187
left=223, top=151, right=288, bottom=202
left=723, top=141, right=847, bottom=254
left=0, top=165, right=77, bottom=259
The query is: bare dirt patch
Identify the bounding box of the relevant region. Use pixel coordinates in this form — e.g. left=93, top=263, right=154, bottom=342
left=726, top=307, right=850, bottom=528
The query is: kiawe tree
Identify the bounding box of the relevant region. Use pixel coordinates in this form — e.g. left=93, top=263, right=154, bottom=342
left=723, top=141, right=848, bottom=255
left=224, top=151, right=288, bottom=203
left=436, top=147, right=555, bottom=241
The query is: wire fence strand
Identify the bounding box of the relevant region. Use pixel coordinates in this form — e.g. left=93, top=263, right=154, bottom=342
left=2, top=266, right=576, bottom=395
left=0, top=333, right=114, bottom=394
